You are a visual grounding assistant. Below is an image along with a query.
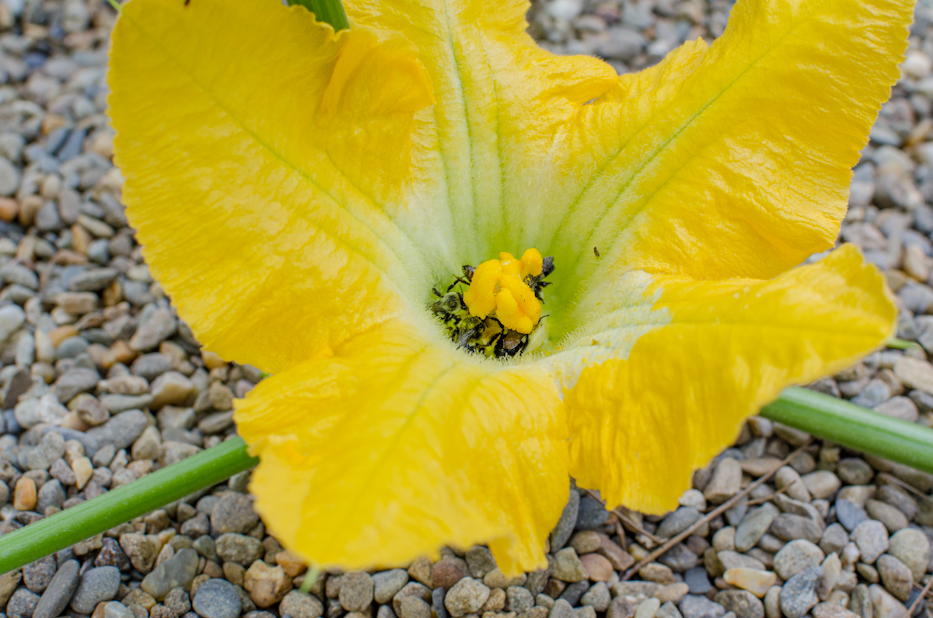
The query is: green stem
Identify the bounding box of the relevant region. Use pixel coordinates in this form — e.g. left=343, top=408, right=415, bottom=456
left=2, top=387, right=933, bottom=575
left=287, top=0, right=350, bottom=31
left=0, top=437, right=257, bottom=575
left=761, top=386, right=933, bottom=474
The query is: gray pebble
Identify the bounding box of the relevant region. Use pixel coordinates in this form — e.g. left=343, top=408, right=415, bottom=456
left=85, top=409, right=150, bottom=451
left=779, top=565, right=822, bottom=618
left=339, top=572, right=374, bottom=612
left=836, top=499, right=869, bottom=532
left=735, top=504, right=778, bottom=553
left=678, top=595, right=725, bottom=618
left=193, top=579, right=242, bottom=618
left=445, top=578, right=490, bottom=618
left=549, top=491, right=580, bottom=551
left=576, top=496, right=609, bottom=530
left=713, top=591, right=763, bottom=618
left=141, top=548, right=199, bottom=600
left=104, top=601, right=135, bottom=618
left=684, top=568, right=712, bottom=594
left=7, top=588, right=40, bottom=618
left=70, top=566, right=120, bottom=613
left=23, top=555, right=57, bottom=593
left=210, top=493, right=259, bottom=535
left=851, top=520, right=890, bottom=564
left=33, top=559, right=80, bottom=618
left=280, top=590, right=323, bottom=618
left=214, top=533, right=262, bottom=567
left=373, top=570, right=409, bottom=605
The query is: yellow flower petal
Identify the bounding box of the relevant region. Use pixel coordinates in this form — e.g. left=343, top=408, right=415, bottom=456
left=542, top=0, right=911, bottom=328
left=344, top=0, right=620, bottom=264
left=109, top=0, right=436, bottom=374
left=565, top=245, right=896, bottom=514
left=235, top=322, right=567, bottom=574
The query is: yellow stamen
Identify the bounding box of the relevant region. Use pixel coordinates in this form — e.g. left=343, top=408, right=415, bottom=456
left=463, top=249, right=544, bottom=334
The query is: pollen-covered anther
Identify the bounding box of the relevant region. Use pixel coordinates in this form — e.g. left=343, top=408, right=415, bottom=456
left=463, top=249, right=544, bottom=334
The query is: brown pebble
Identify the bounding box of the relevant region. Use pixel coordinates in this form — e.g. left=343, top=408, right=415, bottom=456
left=13, top=477, right=36, bottom=511
left=275, top=550, right=307, bottom=578
left=0, top=197, right=19, bottom=222
left=48, top=325, right=79, bottom=347
left=580, top=553, right=614, bottom=582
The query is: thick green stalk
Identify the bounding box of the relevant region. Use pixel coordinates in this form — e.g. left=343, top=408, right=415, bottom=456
left=761, top=386, right=933, bottom=474
left=0, top=437, right=257, bottom=575
left=287, top=0, right=350, bottom=30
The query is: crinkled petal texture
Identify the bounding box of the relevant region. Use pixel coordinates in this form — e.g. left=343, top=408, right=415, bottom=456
left=235, top=322, right=568, bottom=574
left=109, top=0, right=439, bottom=375
left=566, top=246, right=897, bottom=515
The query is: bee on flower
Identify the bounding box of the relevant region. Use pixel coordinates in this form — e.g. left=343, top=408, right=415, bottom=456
left=109, top=0, right=904, bottom=575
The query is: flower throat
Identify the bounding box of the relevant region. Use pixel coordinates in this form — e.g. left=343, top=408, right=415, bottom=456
left=432, top=249, right=554, bottom=358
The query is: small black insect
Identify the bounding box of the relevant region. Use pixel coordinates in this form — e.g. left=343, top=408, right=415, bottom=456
left=593, top=246, right=600, bottom=257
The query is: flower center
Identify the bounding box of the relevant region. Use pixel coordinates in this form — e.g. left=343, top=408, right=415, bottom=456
left=431, top=248, right=554, bottom=358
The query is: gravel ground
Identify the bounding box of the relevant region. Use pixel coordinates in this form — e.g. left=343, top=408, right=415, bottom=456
left=2, top=2, right=933, bottom=618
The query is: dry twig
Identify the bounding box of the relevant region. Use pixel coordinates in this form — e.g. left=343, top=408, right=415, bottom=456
left=909, top=575, right=933, bottom=615
left=584, top=488, right=664, bottom=545
left=621, top=442, right=811, bottom=581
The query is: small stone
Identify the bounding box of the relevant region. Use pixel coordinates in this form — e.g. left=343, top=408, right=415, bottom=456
left=86, top=409, right=150, bottom=450
left=869, top=584, right=907, bottom=618
left=151, top=372, right=197, bottom=410
left=875, top=555, right=912, bottom=602
left=580, top=553, right=613, bottom=582
left=774, top=467, right=811, bottom=503
left=677, top=595, right=725, bottom=618
left=653, top=584, right=690, bottom=606
left=141, top=548, right=200, bottom=600
left=15, top=395, right=68, bottom=429
left=400, top=596, right=432, bottom=618
left=704, top=459, right=742, bottom=504
left=7, top=588, right=40, bottom=618
left=280, top=591, right=323, bottom=618
left=433, top=557, right=469, bottom=590
left=769, top=514, right=822, bottom=544
left=576, top=496, right=610, bottom=530
left=717, top=551, right=766, bottom=573
left=865, top=500, right=908, bottom=534
left=14, top=476, right=37, bottom=510
left=658, top=602, right=684, bottom=618
left=551, top=548, right=586, bottom=583
left=24, top=555, right=57, bottom=593
left=735, top=505, right=778, bottom=553
left=409, top=557, right=434, bottom=588
left=193, top=579, right=242, bottom=618
left=580, top=583, right=610, bottom=612
left=550, top=599, right=575, bottom=618
left=608, top=597, right=636, bottom=618
left=211, top=493, right=259, bottom=535
left=53, top=368, right=100, bottom=404
left=713, top=591, right=763, bottom=618
left=244, top=561, right=291, bottom=608
left=105, top=601, right=135, bottom=618
left=837, top=460, right=874, bottom=486
left=820, top=524, right=849, bottom=556
left=635, top=598, right=661, bottom=618
left=887, top=529, right=929, bottom=582
left=73, top=456, right=94, bottom=489
left=465, top=547, right=497, bottom=579
left=658, top=508, right=704, bottom=540
left=836, top=500, right=869, bottom=532
left=684, top=568, right=712, bottom=595
left=893, top=357, right=933, bottom=395
left=70, top=566, right=121, bottom=613
left=338, top=572, right=373, bottom=612
left=802, top=472, right=841, bottom=500
left=722, top=570, right=776, bottom=599
left=445, top=578, right=491, bottom=618
left=129, top=309, right=176, bottom=351
left=779, top=565, right=822, bottom=618
left=393, top=582, right=431, bottom=616
left=851, top=521, right=889, bottom=564
left=33, top=559, right=80, bottom=618
left=812, top=604, right=860, bottom=618
left=96, top=538, right=132, bottom=571
left=215, top=533, right=263, bottom=567
left=120, top=533, right=162, bottom=573
left=374, top=570, right=409, bottom=604
left=774, top=540, right=825, bottom=582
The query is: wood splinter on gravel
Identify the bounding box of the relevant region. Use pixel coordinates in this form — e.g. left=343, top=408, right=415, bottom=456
left=621, top=441, right=813, bottom=581
left=583, top=488, right=664, bottom=545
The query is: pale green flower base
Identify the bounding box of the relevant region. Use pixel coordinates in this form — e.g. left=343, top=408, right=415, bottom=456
left=0, top=386, right=931, bottom=575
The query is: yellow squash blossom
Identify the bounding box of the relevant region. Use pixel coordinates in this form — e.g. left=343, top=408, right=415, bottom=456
left=109, top=0, right=906, bottom=574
